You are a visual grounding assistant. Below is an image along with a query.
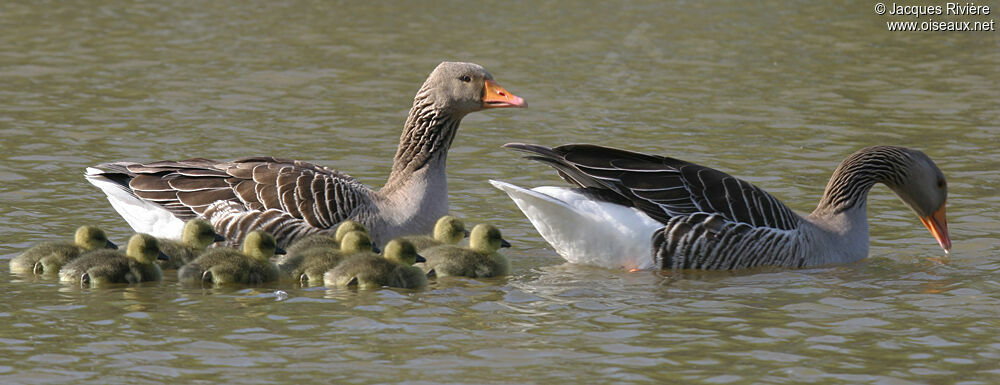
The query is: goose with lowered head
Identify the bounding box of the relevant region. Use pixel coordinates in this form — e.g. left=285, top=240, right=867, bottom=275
left=491, top=144, right=951, bottom=270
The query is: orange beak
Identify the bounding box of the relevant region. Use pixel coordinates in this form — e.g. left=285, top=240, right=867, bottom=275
left=919, top=203, right=951, bottom=253
left=482, top=79, right=526, bottom=108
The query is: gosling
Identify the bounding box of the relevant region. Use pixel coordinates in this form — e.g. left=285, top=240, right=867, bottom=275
left=401, top=215, right=468, bottom=251
left=277, top=230, right=376, bottom=285
left=59, top=233, right=168, bottom=286
left=420, top=224, right=511, bottom=278
left=10, top=225, right=117, bottom=275
left=324, top=239, right=428, bottom=289
left=178, top=230, right=282, bottom=285
left=157, top=219, right=225, bottom=269
left=284, top=220, right=368, bottom=257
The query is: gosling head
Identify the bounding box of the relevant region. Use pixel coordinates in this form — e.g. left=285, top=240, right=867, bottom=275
left=433, top=215, right=468, bottom=245
left=421, top=62, right=526, bottom=116
left=382, top=239, right=425, bottom=265
left=242, top=231, right=282, bottom=262
left=339, top=231, right=374, bottom=254
left=126, top=233, right=169, bottom=264
left=469, top=224, right=511, bottom=253
left=182, top=219, right=225, bottom=249
left=75, top=225, right=116, bottom=251
left=878, top=147, right=950, bottom=253
left=334, top=220, right=368, bottom=243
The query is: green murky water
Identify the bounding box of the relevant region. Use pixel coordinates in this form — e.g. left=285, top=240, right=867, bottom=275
left=2, top=1, right=999, bottom=384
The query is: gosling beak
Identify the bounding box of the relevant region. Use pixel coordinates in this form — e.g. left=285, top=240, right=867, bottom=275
left=482, top=79, right=526, bottom=108
left=426, top=269, right=436, bottom=278
left=106, top=240, right=118, bottom=250
left=414, top=253, right=426, bottom=263
left=500, top=238, right=512, bottom=248
left=372, top=245, right=381, bottom=254
left=213, top=233, right=226, bottom=242
left=463, top=229, right=471, bottom=238
left=919, top=203, right=951, bottom=253
left=274, top=246, right=287, bottom=255
left=157, top=251, right=170, bottom=261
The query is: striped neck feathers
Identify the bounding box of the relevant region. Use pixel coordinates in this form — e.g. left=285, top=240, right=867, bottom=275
left=385, top=89, right=465, bottom=191
left=814, top=146, right=914, bottom=215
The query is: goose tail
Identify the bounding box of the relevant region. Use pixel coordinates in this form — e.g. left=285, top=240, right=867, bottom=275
left=489, top=180, right=659, bottom=270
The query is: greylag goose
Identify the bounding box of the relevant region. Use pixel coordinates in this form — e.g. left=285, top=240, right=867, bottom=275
left=400, top=215, right=469, bottom=251
left=491, top=144, right=951, bottom=270
left=276, top=230, right=376, bottom=284
left=59, top=233, right=168, bottom=286
left=156, top=219, right=225, bottom=269
left=10, top=225, right=117, bottom=275
left=85, top=62, right=525, bottom=249
left=420, top=223, right=512, bottom=278
left=324, top=239, right=427, bottom=289
left=177, top=230, right=282, bottom=285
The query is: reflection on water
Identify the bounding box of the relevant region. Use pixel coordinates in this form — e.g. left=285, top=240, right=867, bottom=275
left=1, top=0, right=998, bottom=384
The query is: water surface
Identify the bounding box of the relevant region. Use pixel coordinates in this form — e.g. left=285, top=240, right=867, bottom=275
left=2, top=1, right=999, bottom=384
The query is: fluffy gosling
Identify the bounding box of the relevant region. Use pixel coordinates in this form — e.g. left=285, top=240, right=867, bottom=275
left=10, top=225, right=117, bottom=275
left=420, top=224, right=511, bottom=278
left=284, top=220, right=369, bottom=257
left=157, top=219, right=225, bottom=269
left=178, top=230, right=282, bottom=285
left=324, top=239, right=428, bottom=289
left=401, top=215, right=468, bottom=251
left=58, top=233, right=167, bottom=286
left=277, top=230, right=376, bottom=285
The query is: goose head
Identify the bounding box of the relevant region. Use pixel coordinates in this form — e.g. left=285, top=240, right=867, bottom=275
left=334, top=220, right=368, bottom=243
left=422, top=62, right=525, bottom=116
left=339, top=231, right=375, bottom=254
left=242, top=231, right=282, bottom=261
left=383, top=239, right=425, bottom=265
left=469, top=224, right=511, bottom=253
left=75, top=225, right=116, bottom=251
left=182, top=219, right=224, bottom=249
left=433, top=215, right=468, bottom=244
left=126, top=233, right=169, bottom=264
left=886, top=149, right=950, bottom=253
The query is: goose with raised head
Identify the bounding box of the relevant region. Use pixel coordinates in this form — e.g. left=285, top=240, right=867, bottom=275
left=178, top=230, right=282, bottom=285
left=156, top=219, right=225, bottom=269
left=324, top=239, right=428, bottom=289
left=59, top=233, right=168, bottom=286
left=10, top=226, right=117, bottom=275
left=420, top=223, right=511, bottom=278
left=401, top=215, right=469, bottom=251
left=276, top=230, right=376, bottom=284
left=491, top=144, right=951, bottom=270
left=85, top=62, right=525, bottom=249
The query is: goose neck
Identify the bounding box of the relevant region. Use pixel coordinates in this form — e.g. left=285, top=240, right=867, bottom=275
left=384, top=98, right=464, bottom=191
left=812, top=147, right=909, bottom=216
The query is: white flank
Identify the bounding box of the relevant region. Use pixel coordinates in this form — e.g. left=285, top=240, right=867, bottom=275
left=489, top=180, right=661, bottom=270
left=85, top=167, right=185, bottom=239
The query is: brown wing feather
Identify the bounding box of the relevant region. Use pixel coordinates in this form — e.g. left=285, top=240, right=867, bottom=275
left=89, top=157, right=376, bottom=246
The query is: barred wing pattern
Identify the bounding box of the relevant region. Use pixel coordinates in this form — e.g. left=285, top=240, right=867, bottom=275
left=506, top=143, right=809, bottom=270
left=506, top=143, right=802, bottom=230
left=94, top=157, right=374, bottom=247
left=652, top=213, right=805, bottom=269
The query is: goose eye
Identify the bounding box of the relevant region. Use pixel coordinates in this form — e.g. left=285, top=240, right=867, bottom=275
left=459, top=75, right=472, bottom=83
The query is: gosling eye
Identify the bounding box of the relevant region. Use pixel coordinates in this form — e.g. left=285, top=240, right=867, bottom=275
left=459, top=75, right=472, bottom=83
left=937, top=180, right=946, bottom=189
